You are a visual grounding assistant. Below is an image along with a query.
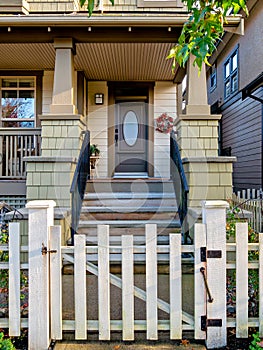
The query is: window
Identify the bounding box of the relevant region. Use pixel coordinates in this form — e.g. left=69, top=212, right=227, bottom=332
left=210, top=63, right=217, bottom=92
left=137, top=0, right=184, bottom=8
left=0, top=77, right=36, bottom=127
left=224, top=49, right=239, bottom=99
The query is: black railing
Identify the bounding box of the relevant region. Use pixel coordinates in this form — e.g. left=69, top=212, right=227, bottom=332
left=70, top=131, right=90, bottom=244
left=170, top=131, right=189, bottom=243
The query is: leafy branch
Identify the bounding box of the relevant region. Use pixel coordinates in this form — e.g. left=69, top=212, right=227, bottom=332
left=167, top=0, right=248, bottom=71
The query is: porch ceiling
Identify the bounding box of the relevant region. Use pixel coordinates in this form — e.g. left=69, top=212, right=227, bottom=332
left=0, top=42, right=175, bottom=81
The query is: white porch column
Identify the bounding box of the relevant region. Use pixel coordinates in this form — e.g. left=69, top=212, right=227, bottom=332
left=50, top=38, right=78, bottom=115
left=186, top=54, right=210, bottom=115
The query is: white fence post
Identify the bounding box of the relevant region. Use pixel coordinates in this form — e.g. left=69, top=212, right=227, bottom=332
left=202, top=200, right=228, bottom=349
left=26, top=200, right=56, bottom=350
left=8, top=222, right=21, bottom=336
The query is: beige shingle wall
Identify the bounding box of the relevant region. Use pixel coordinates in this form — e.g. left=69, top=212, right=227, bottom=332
left=154, top=81, right=177, bottom=178
left=27, top=0, right=185, bottom=13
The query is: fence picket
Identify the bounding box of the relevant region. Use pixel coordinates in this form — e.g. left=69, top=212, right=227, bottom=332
left=236, top=223, right=248, bottom=338
left=146, top=224, right=158, bottom=340
left=122, top=235, right=134, bottom=341
left=98, top=225, right=110, bottom=340
left=169, top=234, right=182, bottom=339
left=74, top=235, right=87, bottom=339
left=194, top=223, right=206, bottom=340
left=8, top=223, right=20, bottom=336
left=50, top=226, right=62, bottom=340
left=259, top=233, right=263, bottom=337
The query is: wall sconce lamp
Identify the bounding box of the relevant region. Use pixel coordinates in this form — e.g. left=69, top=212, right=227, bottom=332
left=95, top=93, right=104, bottom=105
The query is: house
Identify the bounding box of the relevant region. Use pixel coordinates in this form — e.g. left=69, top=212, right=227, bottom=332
left=0, top=0, right=243, bottom=219
left=0, top=1, right=250, bottom=348
left=207, top=0, right=263, bottom=194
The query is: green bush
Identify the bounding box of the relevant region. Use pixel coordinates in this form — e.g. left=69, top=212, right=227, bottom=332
left=0, top=332, right=15, bottom=350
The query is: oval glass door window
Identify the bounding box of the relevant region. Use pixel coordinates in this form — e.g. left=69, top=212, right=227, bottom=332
left=123, top=111, right=138, bottom=146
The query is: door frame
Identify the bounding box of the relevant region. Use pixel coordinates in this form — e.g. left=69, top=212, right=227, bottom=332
left=108, top=82, right=154, bottom=177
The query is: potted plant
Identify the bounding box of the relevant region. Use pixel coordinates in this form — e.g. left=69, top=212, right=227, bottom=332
left=89, top=144, right=100, bottom=157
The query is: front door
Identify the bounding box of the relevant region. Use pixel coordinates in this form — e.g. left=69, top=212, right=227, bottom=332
left=115, top=102, right=147, bottom=175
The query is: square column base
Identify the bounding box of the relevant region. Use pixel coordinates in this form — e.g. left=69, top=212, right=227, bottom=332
left=183, top=156, right=236, bottom=208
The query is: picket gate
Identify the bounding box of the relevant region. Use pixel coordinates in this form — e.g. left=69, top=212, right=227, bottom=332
left=2, top=200, right=263, bottom=349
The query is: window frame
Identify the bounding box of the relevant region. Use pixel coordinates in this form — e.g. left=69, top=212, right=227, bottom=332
left=224, top=47, right=239, bottom=100
left=210, top=63, right=217, bottom=92
left=1, top=76, right=36, bottom=128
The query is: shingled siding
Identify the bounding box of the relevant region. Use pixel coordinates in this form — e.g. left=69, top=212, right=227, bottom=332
left=221, top=87, right=263, bottom=191
left=27, top=0, right=185, bottom=13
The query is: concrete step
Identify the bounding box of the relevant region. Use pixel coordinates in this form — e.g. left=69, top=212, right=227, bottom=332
left=77, top=226, right=181, bottom=238
left=86, top=178, right=174, bottom=194
left=78, top=219, right=181, bottom=242
left=80, top=210, right=178, bottom=221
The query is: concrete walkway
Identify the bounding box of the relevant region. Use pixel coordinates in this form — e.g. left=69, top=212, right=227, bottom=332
left=54, top=341, right=206, bottom=349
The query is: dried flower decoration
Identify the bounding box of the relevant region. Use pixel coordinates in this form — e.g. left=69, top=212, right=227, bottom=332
left=155, top=113, right=174, bottom=134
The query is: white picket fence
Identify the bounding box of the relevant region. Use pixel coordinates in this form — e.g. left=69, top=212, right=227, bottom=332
left=233, top=188, right=263, bottom=233
left=2, top=200, right=263, bottom=349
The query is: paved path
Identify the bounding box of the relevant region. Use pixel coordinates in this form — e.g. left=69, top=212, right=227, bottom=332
left=54, top=341, right=206, bottom=349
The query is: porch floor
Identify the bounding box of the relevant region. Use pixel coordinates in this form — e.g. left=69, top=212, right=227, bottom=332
left=54, top=341, right=206, bottom=349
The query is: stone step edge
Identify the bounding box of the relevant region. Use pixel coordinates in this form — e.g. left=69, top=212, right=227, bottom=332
left=84, top=192, right=176, bottom=200
left=81, top=206, right=178, bottom=213
left=79, top=219, right=181, bottom=227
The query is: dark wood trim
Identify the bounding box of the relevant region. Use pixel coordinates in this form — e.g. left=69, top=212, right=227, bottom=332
left=0, top=70, right=43, bottom=76
left=0, top=26, right=180, bottom=44
left=77, top=71, right=85, bottom=116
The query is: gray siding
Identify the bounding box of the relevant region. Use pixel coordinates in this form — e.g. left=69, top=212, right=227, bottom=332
left=221, top=87, right=263, bottom=191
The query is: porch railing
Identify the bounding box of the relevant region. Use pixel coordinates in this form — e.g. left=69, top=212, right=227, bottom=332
left=0, top=128, right=41, bottom=178
left=70, top=130, right=90, bottom=244
left=170, top=131, right=189, bottom=243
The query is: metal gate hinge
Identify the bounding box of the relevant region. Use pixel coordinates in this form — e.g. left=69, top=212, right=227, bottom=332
left=201, top=315, right=222, bottom=331
left=200, top=247, right=222, bottom=262
left=41, top=243, right=57, bottom=256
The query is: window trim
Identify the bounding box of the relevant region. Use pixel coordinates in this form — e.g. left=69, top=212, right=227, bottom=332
left=224, top=47, right=239, bottom=100
left=137, top=0, right=184, bottom=8
left=210, top=63, right=217, bottom=92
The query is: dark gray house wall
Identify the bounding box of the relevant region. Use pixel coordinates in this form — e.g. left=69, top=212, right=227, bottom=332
left=207, top=0, right=263, bottom=192
left=220, top=88, right=262, bottom=191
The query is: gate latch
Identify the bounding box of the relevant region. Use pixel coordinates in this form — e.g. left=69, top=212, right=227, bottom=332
left=201, top=315, right=222, bottom=331
left=200, top=247, right=222, bottom=262
left=41, top=243, right=57, bottom=256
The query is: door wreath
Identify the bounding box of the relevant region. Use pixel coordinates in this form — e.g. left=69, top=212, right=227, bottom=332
left=155, top=113, right=174, bottom=134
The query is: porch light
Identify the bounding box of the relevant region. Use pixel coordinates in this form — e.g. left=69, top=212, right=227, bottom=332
left=7, top=27, right=11, bottom=32
left=95, top=93, right=104, bottom=105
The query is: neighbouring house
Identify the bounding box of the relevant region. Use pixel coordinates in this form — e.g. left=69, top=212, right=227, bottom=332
left=207, top=0, right=263, bottom=193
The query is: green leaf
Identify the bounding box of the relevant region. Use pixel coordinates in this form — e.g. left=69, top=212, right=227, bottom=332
left=88, top=0, right=95, bottom=17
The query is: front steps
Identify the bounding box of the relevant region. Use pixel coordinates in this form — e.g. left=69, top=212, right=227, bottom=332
left=78, top=178, right=181, bottom=244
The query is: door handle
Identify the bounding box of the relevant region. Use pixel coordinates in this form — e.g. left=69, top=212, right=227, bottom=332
left=115, top=128, right=118, bottom=145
